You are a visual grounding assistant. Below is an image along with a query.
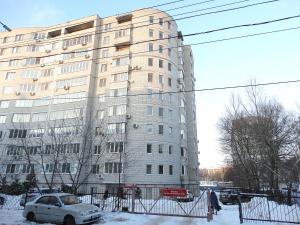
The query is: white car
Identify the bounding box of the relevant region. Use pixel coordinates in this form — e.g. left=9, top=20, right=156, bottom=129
left=23, top=193, right=101, bottom=225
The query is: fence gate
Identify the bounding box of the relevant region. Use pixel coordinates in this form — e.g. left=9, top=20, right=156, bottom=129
left=239, top=193, right=300, bottom=224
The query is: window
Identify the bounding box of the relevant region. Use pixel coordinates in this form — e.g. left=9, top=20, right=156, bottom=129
left=158, top=165, right=164, bottom=174
left=168, top=48, right=171, bottom=57
left=147, top=106, right=153, bottom=115
left=159, top=75, right=163, bottom=85
left=180, top=114, right=186, bottom=123
left=0, top=48, right=4, bottom=56
left=94, top=146, right=102, bottom=155
left=168, top=109, right=173, bottom=119
left=158, top=144, right=163, bottom=154
left=31, top=112, right=47, bottom=122
left=145, top=124, right=153, bottom=134
left=9, top=59, right=21, bottom=67
left=158, top=91, right=163, bottom=101
left=9, top=129, right=27, bottom=138
left=103, top=36, right=110, bottom=45
left=12, top=47, right=19, bottom=54
left=159, top=60, right=163, bottom=68
left=168, top=126, right=173, bottom=135
left=99, top=95, right=105, bottom=103
left=103, top=23, right=112, bottom=31
left=5, top=72, right=16, bottom=80
left=26, top=57, right=40, bottom=65
left=99, top=78, right=106, bottom=87
left=181, top=130, right=185, bottom=139
left=169, top=145, right=173, bottom=154
left=159, top=31, right=163, bottom=40
left=12, top=114, right=30, bottom=123
left=112, top=57, right=129, bottom=66
left=59, top=61, right=89, bottom=74
left=108, top=105, right=126, bottom=116
left=168, top=78, right=172, bottom=87
left=159, top=45, right=163, bottom=53
left=111, top=72, right=128, bottom=82
left=115, top=29, right=127, bottom=38
left=97, top=110, right=104, bottom=120
left=0, top=115, right=6, bottom=123
left=0, top=101, right=9, bottom=108
left=92, top=165, right=100, bottom=174
left=56, top=77, right=87, bottom=89
left=148, top=58, right=153, bottom=66
left=149, top=29, right=154, bottom=37
left=42, top=68, right=54, bottom=77
left=106, top=142, right=124, bottom=153
left=148, top=43, right=153, bottom=52
left=148, top=73, right=153, bottom=82
left=181, top=147, right=185, bottom=157
left=28, top=129, right=44, bottom=138
left=147, top=89, right=152, bottom=100
left=101, top=64, right=107, bottom=72
left=104, top=162, right=123, bottom=174
left=27, top=44, right=39, bottom=52
left=146, top=165, right=152, bottom=174
left=158, top=107, right=163, bottom=117
left=63, top=35, right=92, bottom=48
left=102, top=49, right=109, bottom=58
left=107, top=123, right=125, bottom=134
left=149, top=16, right=154, bottom=24
left=159, top=18, right=163, bottom=26
left=169, top=165, right=173, bottom=175
left=181, top=165, right=185, bottom=175
left=168, top=35, right=171, bottom=43
left=168, top=21, right=171, bottom=29
left=15, top=34, right=23, bottom=41
left=158, top=125, right=164, bottom=134
left=147, top=144, right=152, bottom=153
left=168, top=63, right=172, bottom=71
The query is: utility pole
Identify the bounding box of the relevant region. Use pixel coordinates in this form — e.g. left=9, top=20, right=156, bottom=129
left=0, top=21, right=12, bottom=32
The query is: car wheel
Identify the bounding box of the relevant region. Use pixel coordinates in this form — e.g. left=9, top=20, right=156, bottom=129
left=64, top=216, right=76, bottom=225
left=26, top=212, right=36, bottom=222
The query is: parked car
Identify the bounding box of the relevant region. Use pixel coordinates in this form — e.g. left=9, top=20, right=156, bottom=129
left=20, top=187, right=60, bottom=207
left=219, top=188, right=251, bottom=205
left=23, top=193, right=101, bottom=225
left=175, top=190, right=194, bottom=202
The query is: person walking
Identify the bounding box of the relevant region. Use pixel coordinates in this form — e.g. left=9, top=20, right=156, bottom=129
left=210, top=190, right=221, bottom=215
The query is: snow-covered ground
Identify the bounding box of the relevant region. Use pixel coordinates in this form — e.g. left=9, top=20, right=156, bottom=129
left=0, top=203, right=292, bottom=225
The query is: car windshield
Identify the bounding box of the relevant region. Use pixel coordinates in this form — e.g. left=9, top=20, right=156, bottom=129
left=59, top=195, right=80, bottom=205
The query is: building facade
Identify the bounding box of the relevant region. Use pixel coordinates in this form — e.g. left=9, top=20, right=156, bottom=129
left=0, top=9, right=199, bottom=190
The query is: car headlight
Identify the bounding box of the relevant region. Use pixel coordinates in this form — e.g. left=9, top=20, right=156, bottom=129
left=80, top=211, right=90, bottom=216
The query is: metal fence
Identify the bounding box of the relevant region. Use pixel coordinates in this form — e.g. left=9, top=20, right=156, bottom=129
left=239, top=193, right=300, bottom=224
left=0, top=184, right=210, bottom=219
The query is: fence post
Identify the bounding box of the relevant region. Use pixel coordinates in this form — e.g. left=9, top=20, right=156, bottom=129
left=90, top=189, right=93, bottom=205
left=131, top=188, right=135, bottom=213
left=207, top=190, right=213, bottom=222
left=238, top=195, right=243, bottom=224
left=267, top=197, right=271, bottom=221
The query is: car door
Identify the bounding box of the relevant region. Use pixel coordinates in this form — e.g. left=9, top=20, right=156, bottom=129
left=35, top=196, right=50, bottom=222
left=48, top=196, right=64, bottom=224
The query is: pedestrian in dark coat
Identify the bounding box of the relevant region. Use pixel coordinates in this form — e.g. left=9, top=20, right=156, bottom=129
left=210, top=190, right=221, bottom=214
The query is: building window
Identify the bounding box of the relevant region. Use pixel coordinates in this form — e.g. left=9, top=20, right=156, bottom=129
left=112, top=56, right=129, bottom=66
left=12, top=47, right=19, bottom=54
left=103, top=36, right=110, bottom=45
left=99, top=78, right=106, bottom=87
left=149, top=16, right=154, bottom=24
left=9, top=129, right=27, bottom=138
left=145, top=124, right=153, bottom=134
left=106, top=142, right=124, bottom=153
left=94, top=146, right=102, bottom=155
left=159, top=31, right=163, bottom=40
left=158, top=144, right=163, bottom=154
left=158, top=165, right=164, bottom=174
left=147, top=89, right=152, bottom=100
left=158, top=91, right=163, bottom=101
left=159, top=60, right=163, bottom=68
left=146, top=164, right=152, bottom=174
left=12, top=114, right=30, bottom=123
left=169, top=165, right=173, bottom=175
left=102, top=49, right=109, bottom=58
left=0, top=101, right=9, bottom=108
left=148, top=43, right=153, bottom=52
left=104, top=162, right=123, bottom=174
left=149, top=29, right=154, bottom=37
left=147, top=106, right=153, bottom=115
left=15, top=34, right=23, bottom=41
left=158, top=125, right=164, bottom=135
left=168, top=63, right=172, bottom=71
left=103, top=23, right=112, bottom=31
left=5, top=72, right=16, bottom=80
left=159, top=75, right=163, bottom=85
left=168, top=48, right=171, bottom=57
left=148, top=58, right=153, bottom=66
left=100, top=64, right=107, bottom=72
left=159, top=45, right=163, bottom=53
left=181, top=165, right=185, bottom=175
left=0, top=115, right=6, bottom=124
left=147, top=144, right=152, bottom=153
left=169, top=145, right=173, bottom=154
left=158, top=107, right=163, bottom=117
left=168, top=78, right=172, bottom=87
left=168, top=35, right=171, bottom=43
left=168, top=21, right=171, bottom=29
left=159, top=18, right=163, bottom=26
left=181, top=147, right=185, bottom=157
left=97, top=110, right=104, bottom=120
left=111, top=72, right=128, bottom=82
left=148, top=73, right=153, bottom=82
left=92, top=165, right=100, bottom=174
left=181, top=130, right=185, bottom=139
left=168, top=126, right=173, bottom=135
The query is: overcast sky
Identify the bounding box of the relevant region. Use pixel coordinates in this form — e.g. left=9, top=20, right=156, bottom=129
left=1, top=0, right=300, bottom=168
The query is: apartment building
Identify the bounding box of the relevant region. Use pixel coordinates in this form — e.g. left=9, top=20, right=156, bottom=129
left=0, top=8, right=199, bottom=190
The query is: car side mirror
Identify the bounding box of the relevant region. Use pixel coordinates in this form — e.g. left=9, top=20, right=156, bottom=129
left=55, top=202, right=61, bottom=207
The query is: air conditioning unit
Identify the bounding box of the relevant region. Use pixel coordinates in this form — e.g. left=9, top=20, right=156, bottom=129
left=33, top=77, right=38, bottom=82
left=85, top=54, right=90, bottom=59
left=40, top=63, right=45, bottom=67
left=133, top=124, right=138, bottom=129
left=134, top=66, right=141, bottom=70
left=15, top=91, right=21, bottom=96
left=62, top=46, right=68, bottom=50
left=98, top=174, right=104, bottom=179
left=35, top=39, right=42, bottom=43
left=30, top=92, right=36, bottom=96
left=45, top=49, right=51, bottom=53
left=126, top=114, right=131, bottom=119
left=63, top=85, right=70, bottom=90
left=82, top=42, right=87, bottom=46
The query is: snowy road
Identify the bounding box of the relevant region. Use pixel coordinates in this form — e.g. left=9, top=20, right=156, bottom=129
left=0, top=203, right=290, bottom=225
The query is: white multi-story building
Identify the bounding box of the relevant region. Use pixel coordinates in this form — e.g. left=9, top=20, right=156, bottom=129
left=0, top=9, right=199, bottom=190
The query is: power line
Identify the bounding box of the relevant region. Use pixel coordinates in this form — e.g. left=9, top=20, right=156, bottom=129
left=1, top=10, right=298, bottom=65
left=0, top=0, right=278, bottom=49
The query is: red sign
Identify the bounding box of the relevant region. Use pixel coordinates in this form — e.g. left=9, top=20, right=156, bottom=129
left=161, top=188, right=187, bottom=197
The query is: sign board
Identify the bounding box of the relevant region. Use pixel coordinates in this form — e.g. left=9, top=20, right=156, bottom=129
left=160, top=188, right=187, bottom=197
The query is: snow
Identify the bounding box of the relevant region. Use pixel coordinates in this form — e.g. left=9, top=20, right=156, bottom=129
left=0, top=203, right=293, bottom=225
